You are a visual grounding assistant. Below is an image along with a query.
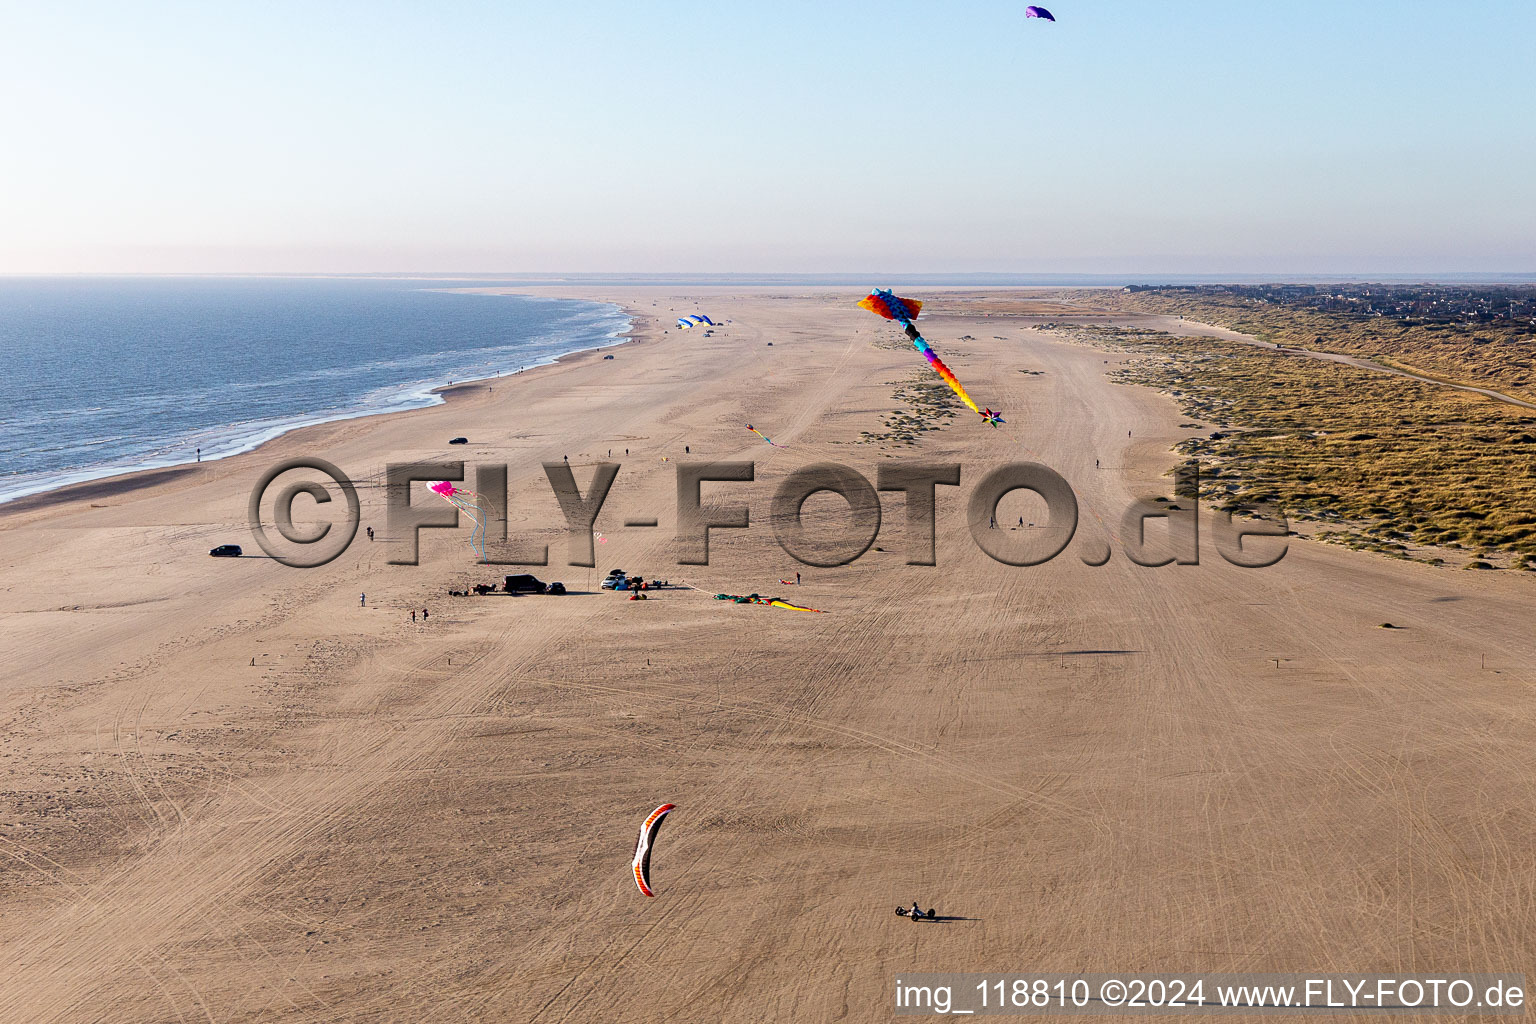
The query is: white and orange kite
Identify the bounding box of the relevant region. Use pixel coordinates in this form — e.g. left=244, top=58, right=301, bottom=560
left=632, top=803, right=675, bottom=897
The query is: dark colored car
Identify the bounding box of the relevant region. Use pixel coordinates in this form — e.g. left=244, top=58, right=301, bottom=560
left=504, top=574, right=565, bottom=595
left=449, top=437, right=469, bottom=445
left=209, top=544, right=242, bottom=557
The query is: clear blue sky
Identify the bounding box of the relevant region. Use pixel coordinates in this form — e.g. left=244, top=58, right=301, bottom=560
left=2, top=0, right=1532, bottom=274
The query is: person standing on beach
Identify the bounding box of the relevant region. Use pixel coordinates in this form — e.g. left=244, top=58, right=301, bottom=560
left=196, top=447, right=201, bottom=462
left=795, top=571, right=801, bottom=586
left=411, top=609, right=416, bottom=623
left=422, top=607, right=428, bottom=621
left=685, top=445, right=690, bottom=454
left=360, top=593, right=366, bottom=607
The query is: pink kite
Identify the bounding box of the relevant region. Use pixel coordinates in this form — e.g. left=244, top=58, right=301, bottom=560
left=428, top=481, right=491, bottom=559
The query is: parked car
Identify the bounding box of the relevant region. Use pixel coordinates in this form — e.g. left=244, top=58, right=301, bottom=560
left=503, top=573, right=563, bottom=595
left=601, top=576, right=620, bottom=590
left=209, top=544, right=242, bottom=557
left=449, top=436, right=469, bottom=445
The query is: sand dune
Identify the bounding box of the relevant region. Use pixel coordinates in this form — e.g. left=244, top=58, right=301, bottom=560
left=1, top=289, right=1532, bottom=1021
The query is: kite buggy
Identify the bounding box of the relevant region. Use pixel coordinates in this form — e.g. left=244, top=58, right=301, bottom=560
left=896, top=901, right=937, bottom=922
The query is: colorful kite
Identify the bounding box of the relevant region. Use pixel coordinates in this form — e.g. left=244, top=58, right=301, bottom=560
left=746, top=423, right=787, bottom=449
left=858, top=289, right=1004, bottom=428
left=1025, top=5, right=1055, bottom=20
left=713, top=592, right=824, bottom=613
left=428, top=480, right=492, bottom=559
left=633, top=803, right=675, bottom=897
left=768, top=598, right=822, bottom=613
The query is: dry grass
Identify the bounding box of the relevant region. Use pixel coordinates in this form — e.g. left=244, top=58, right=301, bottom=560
left=1084, top=289, right=1536, bottom=404
left=1081, top=328, right=1536, bottom=569
left=858, top=373, right=958, bottom=446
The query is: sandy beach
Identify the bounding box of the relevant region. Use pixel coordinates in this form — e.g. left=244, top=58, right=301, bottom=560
left=2, top=288, right=1534, bottom=1021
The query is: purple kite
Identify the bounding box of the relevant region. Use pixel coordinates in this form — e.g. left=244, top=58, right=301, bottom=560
left=1025, top=5, right=1055, bottom=20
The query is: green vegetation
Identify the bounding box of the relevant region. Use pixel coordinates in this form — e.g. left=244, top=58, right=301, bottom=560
left=1082, top=328, right=1536, bottom=568
left=858, top=373, right=958, bottom=447
left=1084, top=289, right=1536, bottom=404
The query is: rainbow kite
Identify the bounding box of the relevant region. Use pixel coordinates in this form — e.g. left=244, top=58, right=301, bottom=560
left=746, top=423, right=786, bottom=448
left=858, top=289, right=1003, bottom=428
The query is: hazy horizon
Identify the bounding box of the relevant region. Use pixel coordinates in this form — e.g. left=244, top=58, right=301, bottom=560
left=3, top=272, right=1534, bottom=286
left=3, top=0, right=1533, bottom=275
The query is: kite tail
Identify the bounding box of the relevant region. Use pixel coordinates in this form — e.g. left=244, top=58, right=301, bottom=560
left=748, top=426, right=788, bottom=449
left=901, top=321, right=982, bottom=415
left=915, top=339, right=983, bottom=415
left=470, top=506, right=486, bottom=560
left=452, top=492, right=489, bottom=560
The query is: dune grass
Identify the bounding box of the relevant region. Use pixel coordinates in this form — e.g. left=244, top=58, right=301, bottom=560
left=1085, top=289, right=1536, bottom=405
left=858, top=374, right=959, bottom=447
left=1083, top=328, right=1536, bottom=569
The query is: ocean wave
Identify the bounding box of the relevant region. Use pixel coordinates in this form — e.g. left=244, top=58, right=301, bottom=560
left=0, top=282, right=631, bottom=506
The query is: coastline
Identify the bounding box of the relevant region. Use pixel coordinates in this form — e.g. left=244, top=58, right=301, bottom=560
left=3, top=286, right=1536, bottom=1019
left=0, top=295, right=637, bottom=516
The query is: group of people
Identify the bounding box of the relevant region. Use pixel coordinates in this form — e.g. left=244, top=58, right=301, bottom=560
left=360, top=593, right=428, bottom=622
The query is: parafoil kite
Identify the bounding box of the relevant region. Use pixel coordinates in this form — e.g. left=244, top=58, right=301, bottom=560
left=675, top=315, right=716, bottom=329
left=428, top=480, right=492, bottom=559
left=858, top=289, right=1004, bottom=428
left=712, top=592, right=824, bottom=613
left=1025, top=5, right=1055, bottom=20
left=746, top=423, right=786, bottom=448
left=632, top=803, right=675, bottom=897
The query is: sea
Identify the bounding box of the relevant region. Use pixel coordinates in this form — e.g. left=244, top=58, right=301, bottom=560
left=0, top=277, right=630, bottom=505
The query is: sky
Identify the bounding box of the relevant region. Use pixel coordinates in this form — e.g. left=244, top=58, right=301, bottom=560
left=1, top=0, right=1533, bottom=276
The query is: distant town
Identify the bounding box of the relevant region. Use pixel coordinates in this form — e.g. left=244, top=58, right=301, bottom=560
left=1124, top=283, right=1536, bottom=330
